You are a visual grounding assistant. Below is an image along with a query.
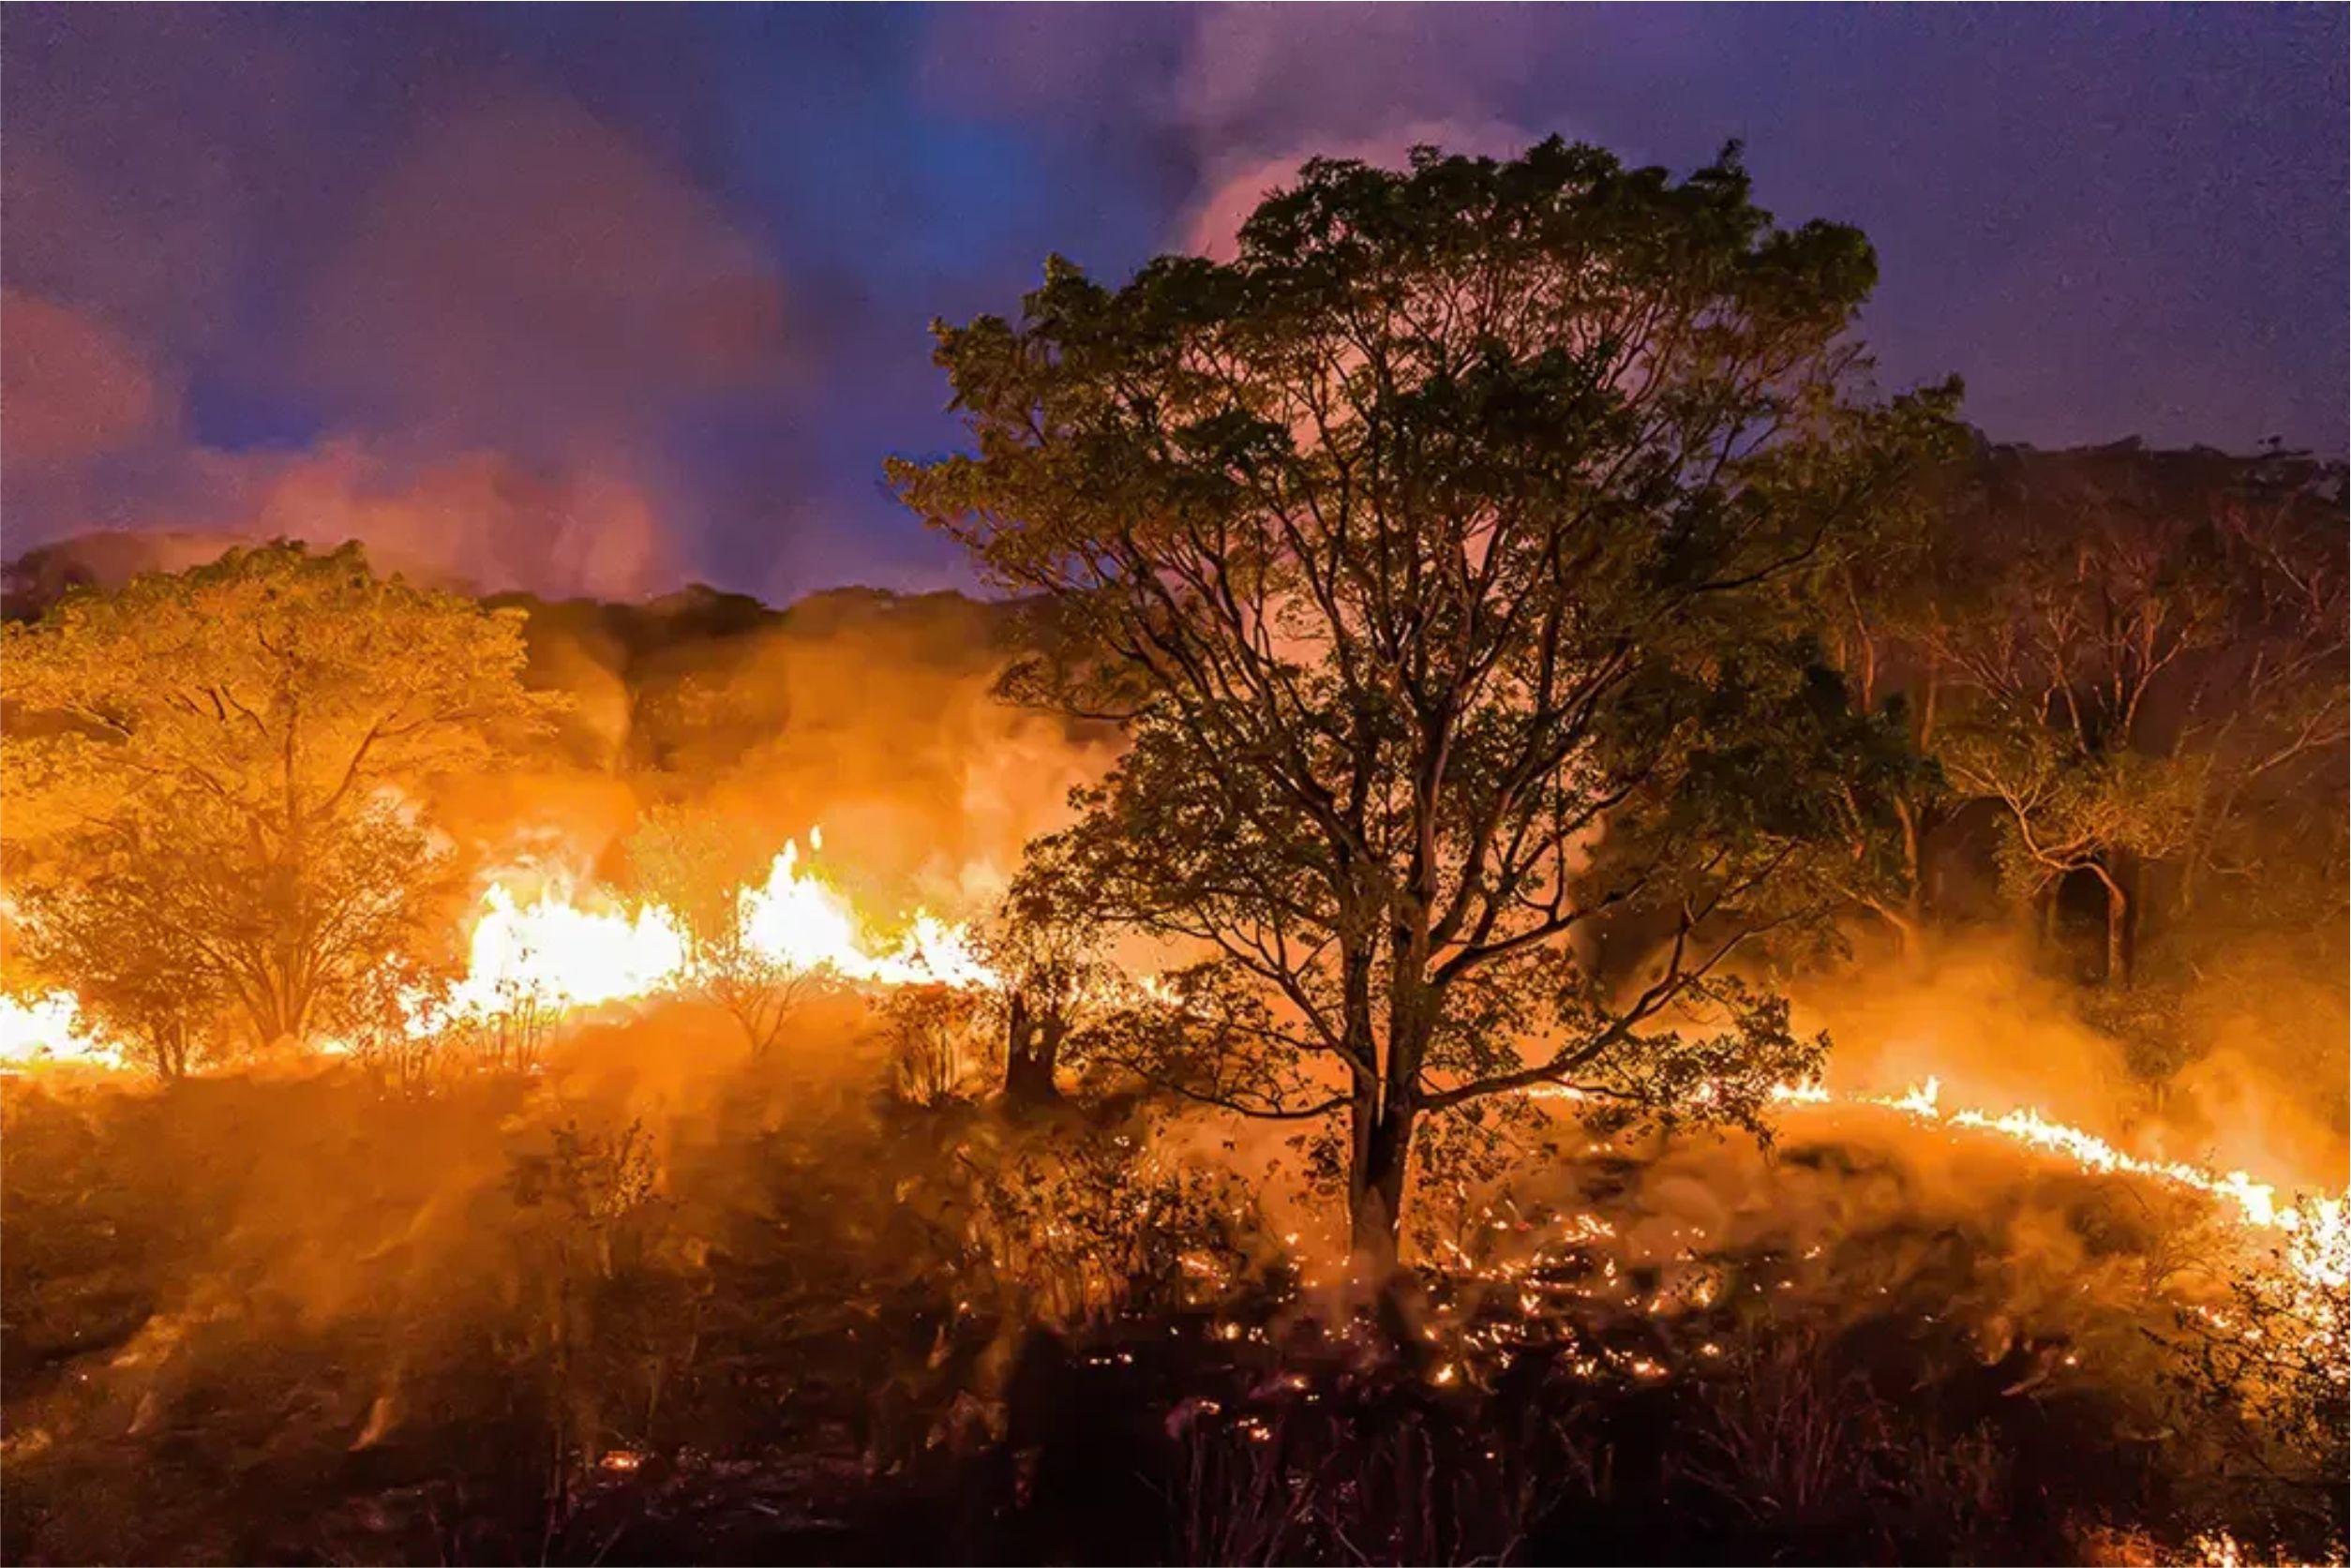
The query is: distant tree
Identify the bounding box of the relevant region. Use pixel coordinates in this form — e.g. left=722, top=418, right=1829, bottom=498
left=977, top=837, right=1116, bottom=1104
left=1, top=542, right=556, bottom=1051
left=895, top=141, right=1958, bottom=1262
left=2171, top=468, right=2348, bottom=928
left=1812, top=458, right=1972, bottom=957
left=1922, top=454, right=2346, bottom=985
left=1927, top=499, right=2222, bottom=983
left=626, top=806, right=817, bottom=1057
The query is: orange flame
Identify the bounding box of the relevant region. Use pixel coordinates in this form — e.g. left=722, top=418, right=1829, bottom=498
left=416, top=830, right=998, bottom=1036
left=0, top=991, right=124, bottom=1071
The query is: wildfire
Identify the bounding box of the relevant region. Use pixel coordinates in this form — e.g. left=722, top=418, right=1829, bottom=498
left=441, top=879, right=693, bottom=1019
left=422, top=830, right=996, bottom=1034
left=1520, top=1068, right=2344, bottom=1297
left=0, top=991, right=123, bottom=1071
left=735, top=840, right=996, bottom=989
left=5, top=829, right=997, bottom=1070
left=1757, top=1074, right=2347, bottom=1293
left=7, top=820, right=2345, bottom=1308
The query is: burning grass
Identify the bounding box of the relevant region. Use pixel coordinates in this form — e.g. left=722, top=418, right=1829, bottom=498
left=3, top=818, right=2343, bottom=1565
left=2, top=1001, right=2341, bottom=1566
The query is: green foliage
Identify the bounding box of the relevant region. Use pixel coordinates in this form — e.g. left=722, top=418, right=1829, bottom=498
left=894, top=139, right=1958, bottom=1247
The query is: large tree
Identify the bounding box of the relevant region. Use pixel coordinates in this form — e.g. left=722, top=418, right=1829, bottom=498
left=893, top=142, right=1957, bottom=1261
left=2, top=541, right=556, bottom=1051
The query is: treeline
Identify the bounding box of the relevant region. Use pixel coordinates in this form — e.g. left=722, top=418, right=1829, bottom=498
left=1822, top=438, right=2346, bottom=989
left=5, top=433, right=2341, bottom=1083
left=6, top=141, right=2345, bottom=1265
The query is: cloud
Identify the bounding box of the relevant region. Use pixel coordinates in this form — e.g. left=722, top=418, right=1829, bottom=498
left=1181, top=119, right=1535, bottom=260
left=236, top=444, right=673, bottom=601
left=1168, top=6, right=1547, bottom=150
left=919, top=5, right=1558, bottom=257
left=0, top=10, right=319, bottom=354
left=1166, top=7, right=1561, bottom=254
left=4, top=444, right=674, bottom=605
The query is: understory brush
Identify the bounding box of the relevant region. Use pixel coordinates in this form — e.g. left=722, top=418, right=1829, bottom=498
left=1, top=1043, right=2340, bottom=1566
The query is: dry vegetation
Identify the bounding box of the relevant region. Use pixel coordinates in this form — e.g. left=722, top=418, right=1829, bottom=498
left=3, top=142, right=2344, bottom=1567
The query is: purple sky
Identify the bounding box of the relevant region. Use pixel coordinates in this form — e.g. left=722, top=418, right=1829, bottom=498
left=4, top=5, right=2344, bottom=602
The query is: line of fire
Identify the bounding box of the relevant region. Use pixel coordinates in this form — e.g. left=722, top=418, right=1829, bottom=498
left=1, top=126, right=2344, bottom=1568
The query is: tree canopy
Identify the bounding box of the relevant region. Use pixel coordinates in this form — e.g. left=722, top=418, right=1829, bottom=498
left=894, top=140, right=1961, bottom=1258
left=1, top=541, right=558, bottom=1058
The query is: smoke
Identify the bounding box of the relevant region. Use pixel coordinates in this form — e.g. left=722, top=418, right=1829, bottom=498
left=1161, top=7, right=1550, bottom=257
left=1, top=21, right=789, bottom=599
left=917, top=5, right=1558, bottom=261
left=0, top=291, right=169, bottom=468
left=292, top=91, right=786, bottom=447
left=1782, top=937, right=2348, bottom=1195
left=385, top=585, right=1122, bottom=925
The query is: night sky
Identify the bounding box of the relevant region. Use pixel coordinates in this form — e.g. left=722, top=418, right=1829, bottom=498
left=4, top=5, right=2343, bottom=603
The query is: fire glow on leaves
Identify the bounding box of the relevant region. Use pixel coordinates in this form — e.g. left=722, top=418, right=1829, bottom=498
left=2, top=830, right=996, bottom=1068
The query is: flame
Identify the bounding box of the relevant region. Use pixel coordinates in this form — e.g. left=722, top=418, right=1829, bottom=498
left=1746, top=1074, right=2347, bottom=1294
left=442, top=879, right=693, bottom=1018
left=0, top=991, right=124, bottom=1071
left=7, top=818, right=2343, bottom=1307
left=733, top=839, right=997, bottom=989
left=5, top=829, right=997, bottom=1068
left=419, top=830, right=998, bottom=1035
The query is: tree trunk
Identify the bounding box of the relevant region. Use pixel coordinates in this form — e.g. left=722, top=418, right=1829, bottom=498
left=2176, top=773, right=2240, bottom=921
left=2098, top=864, right=2132, bottom=988
left=1001, top=991, right=1036, bottom=1098
left=1894, top=799, right=1925, bottom=954
left=1867, top=898, right=1924, bottom=962
left=1351, top=973, right=1433, bottom=1279
left=1001, top=993, right=1063, bottom=1105
left=247, top=967, right=313, bottom=1053
left=1347, top=1098, right=1414, bottom=1275
left=151, top=1021, right=190, bottom=1082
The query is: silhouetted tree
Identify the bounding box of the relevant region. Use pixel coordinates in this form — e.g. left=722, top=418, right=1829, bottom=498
left=980, top=837, right=1116, bottom=1104
left=896, top=140, right=1957, bottom=1263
